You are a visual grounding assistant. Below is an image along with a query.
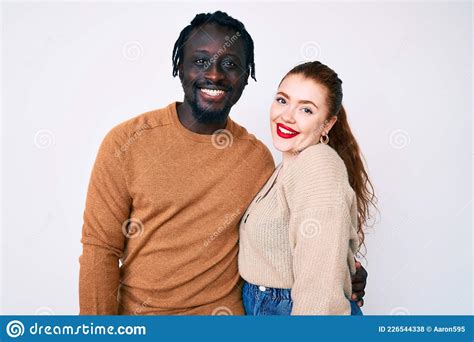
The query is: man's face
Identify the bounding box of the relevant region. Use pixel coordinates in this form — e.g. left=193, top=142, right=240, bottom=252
left=179, top=23, right=249, bottom=124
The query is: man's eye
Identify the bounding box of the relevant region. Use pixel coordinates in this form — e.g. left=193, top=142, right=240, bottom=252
left=195, top=58, right=207, bottom=65
left=302, top=107, right=313, bottom=114
left=223, top=61, right=236, bottom=68
left=276, top=97, right=286, bottom=104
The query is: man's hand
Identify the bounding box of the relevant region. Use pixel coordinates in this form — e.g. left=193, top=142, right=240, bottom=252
left=351, top=261, right=368, bottom=307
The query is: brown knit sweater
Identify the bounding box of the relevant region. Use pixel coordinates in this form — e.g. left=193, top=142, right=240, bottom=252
left=79, top=102, right=275, bottom=315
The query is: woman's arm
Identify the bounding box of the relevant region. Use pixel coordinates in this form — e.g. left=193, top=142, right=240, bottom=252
left=284, top=144, right=358, bottom=315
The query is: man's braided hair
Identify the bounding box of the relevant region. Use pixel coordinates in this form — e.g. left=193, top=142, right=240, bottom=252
left=172, top=11, right=256, bottom=81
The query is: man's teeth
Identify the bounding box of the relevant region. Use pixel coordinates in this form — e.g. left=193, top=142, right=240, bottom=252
left=200, top=88, right=225, bottom=97
left=278, top=126, right=298, bottom=134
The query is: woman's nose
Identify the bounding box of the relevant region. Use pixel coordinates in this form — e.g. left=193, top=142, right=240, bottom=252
left=281, top=109, right=296, bottom=123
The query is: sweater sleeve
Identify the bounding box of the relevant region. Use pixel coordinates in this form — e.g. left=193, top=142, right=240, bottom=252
left=79, top=127, right=132, bottom=315
left=284, top=144, right=356, bottom=315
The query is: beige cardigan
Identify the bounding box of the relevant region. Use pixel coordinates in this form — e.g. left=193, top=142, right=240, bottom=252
left=238, top=143, right=359, bottom=315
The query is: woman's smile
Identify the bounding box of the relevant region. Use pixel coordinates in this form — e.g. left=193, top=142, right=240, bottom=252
left=276, top=123, right=300, bottom=139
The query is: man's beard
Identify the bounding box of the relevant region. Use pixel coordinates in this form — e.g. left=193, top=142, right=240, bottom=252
left=189, top=88, right=232, bottom=125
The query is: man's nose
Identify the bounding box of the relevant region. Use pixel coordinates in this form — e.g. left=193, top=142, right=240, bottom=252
left=204, top=62, right=224, bottom=83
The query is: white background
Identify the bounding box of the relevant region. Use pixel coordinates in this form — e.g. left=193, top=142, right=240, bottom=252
left=1, top=1, right=472, bottom=315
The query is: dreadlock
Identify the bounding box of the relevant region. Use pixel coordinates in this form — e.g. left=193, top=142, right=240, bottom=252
left=172, top=11, right=256, bottom=81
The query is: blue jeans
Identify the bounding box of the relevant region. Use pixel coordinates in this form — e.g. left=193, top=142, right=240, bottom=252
left=242, top=280, right=363, bottom=315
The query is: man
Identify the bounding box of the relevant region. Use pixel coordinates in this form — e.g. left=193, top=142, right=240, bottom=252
left=79, top=11, right=367, bottom=315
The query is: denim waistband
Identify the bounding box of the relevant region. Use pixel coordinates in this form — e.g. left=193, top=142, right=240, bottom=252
left=244, top=281, right=292, bottom=301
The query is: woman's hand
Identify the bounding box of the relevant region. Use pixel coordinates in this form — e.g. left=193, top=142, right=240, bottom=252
left=351, top=261, right=368, bottom=307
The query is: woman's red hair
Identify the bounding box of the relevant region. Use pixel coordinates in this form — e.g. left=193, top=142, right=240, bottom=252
left=282, top=61, right=377, bottom=252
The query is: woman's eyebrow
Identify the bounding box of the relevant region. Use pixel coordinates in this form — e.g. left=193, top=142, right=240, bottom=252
left=299, top=99, right=319, bottom=110
left=276, top=91, right=319, bottom=109
left=277, top=91, right=290, bottom=98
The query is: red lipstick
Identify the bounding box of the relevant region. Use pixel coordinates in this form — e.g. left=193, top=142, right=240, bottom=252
left=276, top=123, right=300, bottom=139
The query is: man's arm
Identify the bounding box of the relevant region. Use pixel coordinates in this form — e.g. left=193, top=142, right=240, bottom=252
left=351, top=261, right=368, bottom=307
left=79, top=129, right=131, bottom=315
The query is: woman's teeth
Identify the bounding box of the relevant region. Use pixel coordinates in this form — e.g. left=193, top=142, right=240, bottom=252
left=278, top=126, right=297, bottom=135
left=200, top=88, right=225, bottom=97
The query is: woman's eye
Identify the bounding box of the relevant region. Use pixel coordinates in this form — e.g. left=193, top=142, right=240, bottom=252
left=302, top=107, right=313, bottom=114
left=276, top=97, right=286, bottom=104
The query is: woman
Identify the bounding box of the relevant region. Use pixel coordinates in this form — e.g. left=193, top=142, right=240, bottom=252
left=238, top=61, right=376, bottom=315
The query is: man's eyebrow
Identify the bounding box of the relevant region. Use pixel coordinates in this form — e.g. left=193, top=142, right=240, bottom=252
left=192, top=50, right=243, bottom=63
left=224, top=53, right=241, bottom=59
left=276, top=91, right=319, bottom=109
left=193, top=49, right=211, bottom=54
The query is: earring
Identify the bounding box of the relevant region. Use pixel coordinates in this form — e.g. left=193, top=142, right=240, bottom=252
left=320, top=133, right=329, bottom=145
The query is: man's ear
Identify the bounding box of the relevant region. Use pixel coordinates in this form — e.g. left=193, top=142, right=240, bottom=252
left=178, top=63, right=184, bottom=81
left=242, top=72, right=250, bottom=86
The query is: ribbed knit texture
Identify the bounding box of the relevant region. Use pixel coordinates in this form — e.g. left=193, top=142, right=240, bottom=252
left=79, top=102, right=275, bottom=315
left=238, top=143, right=359, bottom=315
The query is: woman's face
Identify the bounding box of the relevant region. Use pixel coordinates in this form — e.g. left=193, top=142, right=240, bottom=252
left=270, top=73, right=337, bottom=157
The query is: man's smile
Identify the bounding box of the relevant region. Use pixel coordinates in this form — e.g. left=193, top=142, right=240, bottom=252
left=197, top=86, right=229, bottom=102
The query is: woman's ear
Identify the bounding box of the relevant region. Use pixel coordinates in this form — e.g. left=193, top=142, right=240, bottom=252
left=325, top=116, right=338, bottom=134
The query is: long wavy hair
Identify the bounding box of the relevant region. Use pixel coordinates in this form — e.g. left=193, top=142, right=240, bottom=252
left=282, top=61, right=377, bottom=252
